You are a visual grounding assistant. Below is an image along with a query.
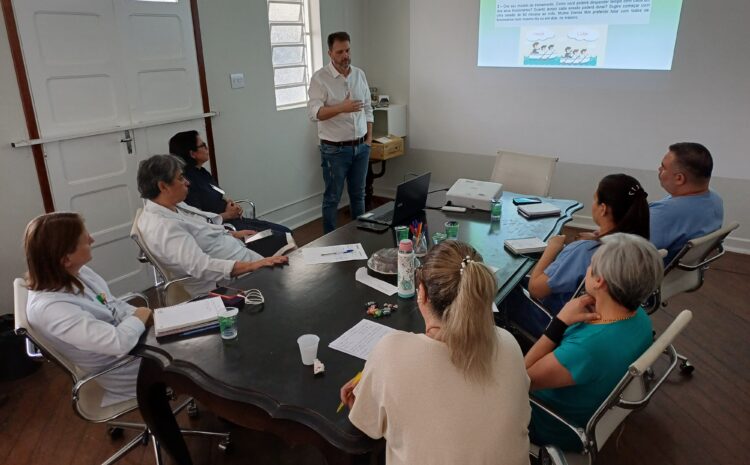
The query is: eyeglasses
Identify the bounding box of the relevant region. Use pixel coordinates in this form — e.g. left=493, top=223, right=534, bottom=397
left=196, top=142, right=208, bottom=149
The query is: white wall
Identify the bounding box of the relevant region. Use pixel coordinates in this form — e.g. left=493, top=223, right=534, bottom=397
left=0, top=17, right=45, bottom=314
left=196, top=0, right=367, bottom=229
left=367, top=0, right=750, bottom=252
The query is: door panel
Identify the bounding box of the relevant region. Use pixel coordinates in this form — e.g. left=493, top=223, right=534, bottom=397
left=115, top=0, right=203, bottom=123
left=14, top=0, right=130, bottom=136
left=13, top=0, right=206, bottom=294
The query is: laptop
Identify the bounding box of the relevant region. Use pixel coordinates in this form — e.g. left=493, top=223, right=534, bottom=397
left=359, top=172, right=431, bottom=226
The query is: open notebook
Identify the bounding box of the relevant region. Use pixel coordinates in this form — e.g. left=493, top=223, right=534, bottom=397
left=153, top=297, right=225, bottom=337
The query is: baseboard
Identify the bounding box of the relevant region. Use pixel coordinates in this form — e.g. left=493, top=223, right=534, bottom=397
left=256, top=191, right=353, bottom=231
left=725, top=236, right=750, bottom=255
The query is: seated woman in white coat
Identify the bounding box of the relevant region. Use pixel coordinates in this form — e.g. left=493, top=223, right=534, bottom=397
left=136, top=154, right=288, bottom=297
left=340, top=241, right=531, bottom=465
left=24, top=212, right=153, bottom=407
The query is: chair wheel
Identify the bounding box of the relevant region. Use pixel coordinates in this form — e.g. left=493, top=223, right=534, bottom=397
left=680, top=360, right=695, bottom=375
left=218, top=436, right=231, bottom=453
left=108, top=427, right=123, bottom=439
left=187, top=400, right=199, bottom=418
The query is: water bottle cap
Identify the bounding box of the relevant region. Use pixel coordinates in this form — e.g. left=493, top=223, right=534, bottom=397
left=398, top=239, right=413, bottom=252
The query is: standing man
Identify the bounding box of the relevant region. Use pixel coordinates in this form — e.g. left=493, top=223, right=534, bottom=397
left=651, top=142, right=723, bottom=262
left=308, top=31, right=373, bottom=233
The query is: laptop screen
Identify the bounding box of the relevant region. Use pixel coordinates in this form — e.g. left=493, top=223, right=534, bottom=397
left=392, top=172, right=431, bottom=225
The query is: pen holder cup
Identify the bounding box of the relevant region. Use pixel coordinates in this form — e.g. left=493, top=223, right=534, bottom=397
left=413, top=233, right=428, bottom=257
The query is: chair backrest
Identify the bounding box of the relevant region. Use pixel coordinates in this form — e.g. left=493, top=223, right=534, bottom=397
left=491, top=150, right=559, bottom=197
left=588, top=310, right=693, bottom=451
left=660, top=222, right=739, bottom=303
left=14, top=278, right=137, bottom=421
left=130, top=208, right=191, bottom=305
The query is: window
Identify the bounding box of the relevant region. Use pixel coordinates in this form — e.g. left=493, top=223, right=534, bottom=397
left=267, top=0, right=321, bottom=110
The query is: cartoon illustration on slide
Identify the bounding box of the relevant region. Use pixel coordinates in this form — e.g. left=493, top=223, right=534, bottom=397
left=520, top=25, right=607, bottom=67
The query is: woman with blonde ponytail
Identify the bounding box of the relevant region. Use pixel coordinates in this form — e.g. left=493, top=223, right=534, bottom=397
left=340, top=241, right=531, bottom=465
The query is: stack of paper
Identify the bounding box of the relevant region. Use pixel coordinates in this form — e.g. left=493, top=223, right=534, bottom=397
left=153, top=297, right=224, bottom=337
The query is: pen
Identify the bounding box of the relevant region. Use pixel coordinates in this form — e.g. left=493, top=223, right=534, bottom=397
left=321, top=249, right=354, bottom=256
left=180, top=323, right=220, bottom=337
left=337, top=371, right=363, bottom=413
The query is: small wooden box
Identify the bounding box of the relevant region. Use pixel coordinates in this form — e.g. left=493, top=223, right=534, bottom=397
left=370, top=135, right=404, bottom=161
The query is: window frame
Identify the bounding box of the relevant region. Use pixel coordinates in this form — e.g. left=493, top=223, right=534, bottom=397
left=267, top=0, right=321, bottom=111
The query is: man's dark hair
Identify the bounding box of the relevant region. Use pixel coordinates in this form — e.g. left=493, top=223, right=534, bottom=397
left=327, top=31, right=350, bottom=50
left=669, top=142, right=714, bottom=181
left=169, top=130, right=200, bottom=167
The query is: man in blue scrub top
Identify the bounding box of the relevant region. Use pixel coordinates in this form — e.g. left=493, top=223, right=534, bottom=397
left=651, top=142, right=723, bottom=263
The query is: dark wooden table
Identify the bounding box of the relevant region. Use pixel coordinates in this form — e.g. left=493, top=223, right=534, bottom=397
left=135, top=192, right=581, bottom=465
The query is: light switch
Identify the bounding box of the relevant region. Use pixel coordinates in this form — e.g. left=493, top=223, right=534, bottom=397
left=230, top=73, right=245, bottom=89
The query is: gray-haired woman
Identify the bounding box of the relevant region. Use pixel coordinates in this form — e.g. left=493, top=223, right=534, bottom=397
left=525, top=233, right=663, bottom=451
left=136, top=154, right=288, bottom=297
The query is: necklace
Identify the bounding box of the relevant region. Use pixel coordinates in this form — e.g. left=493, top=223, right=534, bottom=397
left=593, top=312, right=637, bottom=324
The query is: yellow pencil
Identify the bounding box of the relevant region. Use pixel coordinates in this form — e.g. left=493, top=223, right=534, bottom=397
left=337, top=371, right=363, bottom=413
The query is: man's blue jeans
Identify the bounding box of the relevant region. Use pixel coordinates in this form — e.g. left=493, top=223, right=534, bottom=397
left=320, top=142, right=370, bottom=233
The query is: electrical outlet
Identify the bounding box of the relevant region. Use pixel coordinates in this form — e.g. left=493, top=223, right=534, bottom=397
left=230, top=73, right=245, bottom=89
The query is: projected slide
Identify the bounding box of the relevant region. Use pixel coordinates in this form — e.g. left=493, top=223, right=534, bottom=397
left=478, top=0, right=683, bottom=70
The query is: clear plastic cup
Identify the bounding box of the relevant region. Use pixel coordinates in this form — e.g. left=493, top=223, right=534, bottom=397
left=490, top=198, right=503, bottom=221
left=217, top=307, right=239, bottom=340
left=445, top=221, right=460, bottom=240
left=297, top=334, right=320, bottom=365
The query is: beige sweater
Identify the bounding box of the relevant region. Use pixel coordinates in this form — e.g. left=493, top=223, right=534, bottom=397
left=350, top=328, right=531, bottom=465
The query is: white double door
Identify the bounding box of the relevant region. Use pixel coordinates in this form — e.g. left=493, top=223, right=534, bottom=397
left=14, top=0, right=208, bottom=294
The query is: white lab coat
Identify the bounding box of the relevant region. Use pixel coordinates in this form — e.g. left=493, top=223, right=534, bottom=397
left=138, top=200, right=262, bottom=296
left=26, top=266, right=145, bottom=407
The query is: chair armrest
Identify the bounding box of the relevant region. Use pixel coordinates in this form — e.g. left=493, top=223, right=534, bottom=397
left=521, top=287, right=555, bottom=322
left=25, top=339, right=44, bottom=359
left=235, top=199, right=256, bottom=219
left=164, top=275, right=192, bottom=292
left=72, top=356, right=140, bottom=401
left=119, top=292, right=149, bottom=307
left=619, top=344, right=679, bottom=409
left=529, top=395, right=589, bottom=450
left=539, top=445, right=569, bottom=465
left=675, top=245, right=726, bottom=271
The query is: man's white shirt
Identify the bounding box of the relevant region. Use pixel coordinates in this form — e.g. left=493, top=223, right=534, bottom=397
left=308, top=62, right=373, bottom=142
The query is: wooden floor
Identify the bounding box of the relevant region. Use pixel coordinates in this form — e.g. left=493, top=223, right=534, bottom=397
left=1, top=209, right=748, bottom=465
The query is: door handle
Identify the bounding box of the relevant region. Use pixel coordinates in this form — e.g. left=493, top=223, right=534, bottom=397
left=120, top=130, right=133, bottom=154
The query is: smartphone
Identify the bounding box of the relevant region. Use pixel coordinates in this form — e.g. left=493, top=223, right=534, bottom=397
left=357, top=221, right=390, bottom=233
left=209, top=286, right=244, bottom=297
left=512, top=197, right=542, bottom=205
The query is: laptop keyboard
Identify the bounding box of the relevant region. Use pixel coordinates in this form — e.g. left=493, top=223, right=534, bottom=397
left=372, top=211, right=394, bottom=224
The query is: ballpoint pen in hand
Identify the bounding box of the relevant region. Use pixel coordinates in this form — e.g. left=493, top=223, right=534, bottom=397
left=321, top=249, right=354, bottom=256
left=337, top=371, right=363, bottom=413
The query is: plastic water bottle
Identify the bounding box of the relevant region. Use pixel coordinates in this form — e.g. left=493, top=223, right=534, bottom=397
left=397, top=239, right=416, bottom=299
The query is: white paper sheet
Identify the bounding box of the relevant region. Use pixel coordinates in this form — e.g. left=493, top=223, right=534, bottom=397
left=355, top=267, right=398, bottom=295
left=328, top=319, right=396, bottom=360
left=301, top=243, right=368, bottom=264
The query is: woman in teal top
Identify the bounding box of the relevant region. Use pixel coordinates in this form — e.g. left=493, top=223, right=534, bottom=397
left=524, top=233, right=664, bottom=451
